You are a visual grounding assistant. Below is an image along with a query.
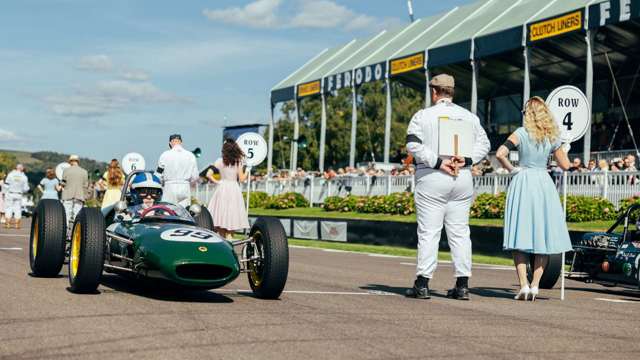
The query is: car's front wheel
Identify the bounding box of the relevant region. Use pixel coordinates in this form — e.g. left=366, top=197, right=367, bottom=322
left=247, top=217, right=288, bottom=299
left=68, top=208, right=106, bottom=293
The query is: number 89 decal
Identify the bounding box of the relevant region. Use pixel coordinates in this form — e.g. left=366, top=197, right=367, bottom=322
left=160, top=228, right=223, bottom=243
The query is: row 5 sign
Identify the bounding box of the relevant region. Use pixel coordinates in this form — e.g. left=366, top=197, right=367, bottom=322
left=545, top=86, right=591, bottom=144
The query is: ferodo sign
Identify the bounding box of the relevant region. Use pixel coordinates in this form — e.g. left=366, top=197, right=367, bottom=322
left=589, top=0, right=639, bottom=27
left=324, top=62, right=386, bottom=93
left=528, top=10, right=583, bottom=42
left=545, top=85, right=591, bottom=143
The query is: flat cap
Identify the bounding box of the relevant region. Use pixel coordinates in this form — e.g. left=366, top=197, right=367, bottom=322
left=68, top=154, right=80, bottom=162
left=429, top=74, right=455, bottom=88
left=169, top=134, right=182, bottom=141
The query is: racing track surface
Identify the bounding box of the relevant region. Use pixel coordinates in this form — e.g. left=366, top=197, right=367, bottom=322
left=1, top=220, right=640, bottom=360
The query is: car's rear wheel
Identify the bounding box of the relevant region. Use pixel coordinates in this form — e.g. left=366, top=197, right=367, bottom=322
left=68, top=208, right=106, bottom=293
left=30, top=199, right=67, bottom=277
left=247, top=217, right=288, bottom=299
left=527, top=253, right=562, bottom=289
left=193, top=206, right=214, bottom=231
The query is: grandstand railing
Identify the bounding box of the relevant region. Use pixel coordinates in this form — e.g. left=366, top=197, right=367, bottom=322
left=193, top=171, right=640, bottom=209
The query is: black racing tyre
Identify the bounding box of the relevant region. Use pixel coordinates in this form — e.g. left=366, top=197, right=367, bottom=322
left=527, top=253, right=563, bottom=289
left=247, top=217, right=289, bottom=299
left=30, top=200, right=67, bottom=277
left=68, top=208, right=106, bottom=293
left=193, top=206, right=214, bottom=231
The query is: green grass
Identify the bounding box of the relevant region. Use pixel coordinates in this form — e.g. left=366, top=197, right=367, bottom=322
left=249, top=207, right=618, bottom=232
left=289, top=239, right=514, bottom=266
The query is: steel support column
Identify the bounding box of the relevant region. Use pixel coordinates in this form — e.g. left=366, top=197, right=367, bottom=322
left=425, top=68, right=431, bottom=108
left=471, top=59, right=479, bottom=114
left=349, top=82, right=358, bottom=168
left=584, top=30, right=594, bottom=163
left=319, top=91, right=327, bottom=173
left=384, top=77, right=392, bottom=163
left=291, top=98, right=300, bottom=172
left=267, top=101, right=275, bottom=175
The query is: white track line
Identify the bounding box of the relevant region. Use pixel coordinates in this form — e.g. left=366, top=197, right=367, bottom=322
left=594, top=298, right=638, bottom=304
left=0, top=247, right=23, bottom=251
left=218, top=289, right=398, bottom=296
left=0, top=234, right=28, bottom=237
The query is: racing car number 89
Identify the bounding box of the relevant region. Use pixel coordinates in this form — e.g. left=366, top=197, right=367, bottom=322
left=160, top=228, right=223, bottom=243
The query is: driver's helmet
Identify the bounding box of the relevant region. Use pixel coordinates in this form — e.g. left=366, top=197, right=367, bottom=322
left=129, top=173, right=163, bottom=205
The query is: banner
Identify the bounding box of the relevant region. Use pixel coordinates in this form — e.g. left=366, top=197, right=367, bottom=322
left=297, top=80, right=321, bottom=98
left=323, top=62, right=386, bottom=93
left=528, top=10, right=583, bottom=43
left=320, top=221, right=348, bottom=242
left=390, top=52, right=424, bottom=76
left=293, top=219, right=318, bottom=240
left=589, top=0, right=639, bottom=28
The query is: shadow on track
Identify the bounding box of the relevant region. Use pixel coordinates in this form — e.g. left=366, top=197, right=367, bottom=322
left=565, top=285, right=640, bottom=300
left=361, top=284, right=523, bottom=300
left=99, top=274, right=234, bottom=303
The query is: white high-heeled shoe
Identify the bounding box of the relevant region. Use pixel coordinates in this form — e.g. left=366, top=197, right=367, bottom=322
left=530, top=286, right=539, bottom=301
left=514, top=285, right=530, bottom=300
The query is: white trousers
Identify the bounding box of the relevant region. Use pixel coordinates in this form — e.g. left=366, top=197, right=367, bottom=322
left=63, top=199, right=84, bottom=223
left=4, top=193, right=23, bottom=220
left=162, top=182, right=191, bottom=208
left=415, top=170, right=474, bottom=279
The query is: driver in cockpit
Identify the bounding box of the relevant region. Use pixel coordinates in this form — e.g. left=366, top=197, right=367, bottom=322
left=129, top=173, right=163, bottom=212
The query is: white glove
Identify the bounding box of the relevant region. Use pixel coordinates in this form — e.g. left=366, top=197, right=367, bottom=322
left=511, top=167, right=522, bottom=174
left=561, top=143, right=571, bottom=153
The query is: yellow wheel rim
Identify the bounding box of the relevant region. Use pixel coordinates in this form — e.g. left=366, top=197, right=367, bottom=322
left=70, top=223, right=82, bottom=278
left=32, top=218, right=39, bottom=259
left=249, top=231, right=264, bottom=286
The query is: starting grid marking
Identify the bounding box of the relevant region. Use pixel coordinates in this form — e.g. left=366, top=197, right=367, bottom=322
left=0, top=247, right=23, bottom=251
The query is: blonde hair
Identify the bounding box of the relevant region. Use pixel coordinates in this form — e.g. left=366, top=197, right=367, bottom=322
left=523, top=96, right=559, bottom=144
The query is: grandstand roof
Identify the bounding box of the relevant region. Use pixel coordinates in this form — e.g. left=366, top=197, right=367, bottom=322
left=271, top=0, right=640, bottom=103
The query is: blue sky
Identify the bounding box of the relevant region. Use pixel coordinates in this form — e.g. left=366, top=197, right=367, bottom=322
left=0, top=0, right=473, bottom=168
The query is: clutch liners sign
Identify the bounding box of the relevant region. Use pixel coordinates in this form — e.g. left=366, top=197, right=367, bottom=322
left=390, top=52, right=424, bottom=76
left=529, top=10, right=583, bottom=42
left=298, top=80, right=321, bottom=98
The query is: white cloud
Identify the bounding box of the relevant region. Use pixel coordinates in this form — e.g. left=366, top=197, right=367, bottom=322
left=290, top=0, right=375, bottom=30
left=75, top=54, right=114, bottom=72
left=203, top=0, right=396, bottom=32
left=120, top=69, right=150, bottom=81
left=45, top=80, right=189, bottom=118
left=203, top=0, right=281, bottom=29
left=0, top=128, right=19, bottom=141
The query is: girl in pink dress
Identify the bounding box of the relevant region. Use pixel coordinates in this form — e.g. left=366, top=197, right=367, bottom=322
left=207, top=139, right=249, bottom=239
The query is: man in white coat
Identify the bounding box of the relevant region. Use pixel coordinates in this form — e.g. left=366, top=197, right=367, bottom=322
left=4, top=164, right=29, bottom=229
left=405, top=74, right=490, bottom=300
left=156, top=134, right=199, bottom=208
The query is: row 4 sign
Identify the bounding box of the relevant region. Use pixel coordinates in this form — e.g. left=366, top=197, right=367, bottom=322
left=545, top=85, right=591, bottom=144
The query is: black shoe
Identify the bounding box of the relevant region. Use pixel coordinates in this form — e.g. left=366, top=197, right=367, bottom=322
left=405, top=277, right=430, bottom=299
left=446, top=286, right=470, bottom=300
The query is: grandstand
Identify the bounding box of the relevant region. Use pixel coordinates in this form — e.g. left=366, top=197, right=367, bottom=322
left=268, top=0, right=640, bottom=173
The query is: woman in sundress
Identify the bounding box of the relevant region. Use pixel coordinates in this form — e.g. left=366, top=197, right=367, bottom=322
left=207, top=139, right=249, bottom=239
left=496, top=96, right=572, bottom=301
left=101, top=159, right=125, bottom=209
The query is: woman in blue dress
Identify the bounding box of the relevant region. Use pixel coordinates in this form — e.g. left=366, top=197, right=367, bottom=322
left=38, top=168, right=61, bottom=200
left=496, top=96, right=571, bottom=301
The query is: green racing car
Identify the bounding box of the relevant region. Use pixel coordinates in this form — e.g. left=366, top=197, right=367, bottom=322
left=29, top=170, right=288, bottom=299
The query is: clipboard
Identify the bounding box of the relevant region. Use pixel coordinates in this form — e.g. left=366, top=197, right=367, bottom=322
left=437, top=116, right=473, bottom=158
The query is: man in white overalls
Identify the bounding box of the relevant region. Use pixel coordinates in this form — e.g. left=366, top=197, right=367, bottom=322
left=156, top=134, right=199, bottom=208
left=405, top=74, right=490, bottom=300
left=4, top=164, right=29, bottom=229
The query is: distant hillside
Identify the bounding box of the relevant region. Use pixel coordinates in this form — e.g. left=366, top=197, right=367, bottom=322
left=0, top=149, right=107, bottom=188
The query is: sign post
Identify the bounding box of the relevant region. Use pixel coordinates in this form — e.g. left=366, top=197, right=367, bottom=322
left=546, top=85, right=591, bottom=301
left=236, top=132, right=268, bottom=214
left=121, top=152, right=146, bottom=175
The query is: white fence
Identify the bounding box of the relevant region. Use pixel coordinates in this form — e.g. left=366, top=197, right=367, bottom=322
left=194, top=171, right=640, bottom=209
